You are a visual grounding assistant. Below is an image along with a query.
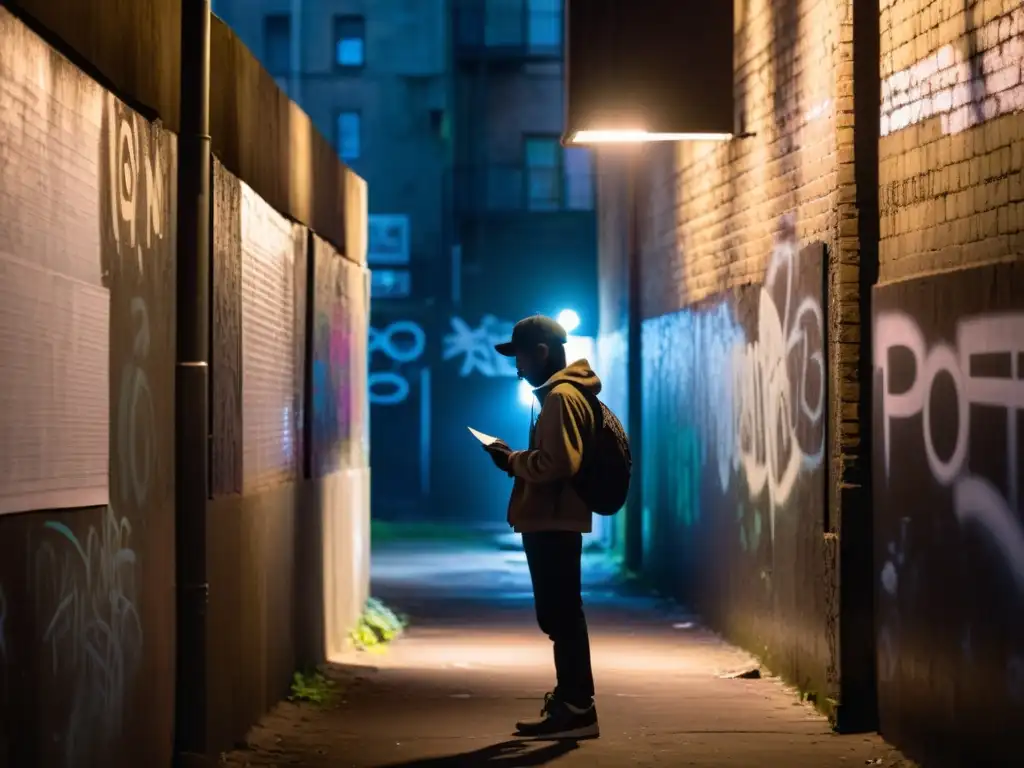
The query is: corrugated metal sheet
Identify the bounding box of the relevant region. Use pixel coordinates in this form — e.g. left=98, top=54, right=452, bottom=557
left=0, top=19, right=109, bottom=515
left=240, top=182, right=303, bottom=492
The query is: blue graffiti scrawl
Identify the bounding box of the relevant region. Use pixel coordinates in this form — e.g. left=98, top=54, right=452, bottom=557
left=34, top=509, right=142, bottom=766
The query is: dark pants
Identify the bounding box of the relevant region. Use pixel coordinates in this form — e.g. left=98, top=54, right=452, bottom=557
left=522, top=531, right=595, bottom=707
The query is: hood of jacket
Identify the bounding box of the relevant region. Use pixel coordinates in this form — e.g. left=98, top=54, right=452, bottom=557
left=533, top=358, right=602, bottom=401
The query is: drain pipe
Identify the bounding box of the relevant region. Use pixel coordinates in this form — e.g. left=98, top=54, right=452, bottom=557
left=174, top=0, right=212, bottom=763
left=624, top=149, right=644, bottom=573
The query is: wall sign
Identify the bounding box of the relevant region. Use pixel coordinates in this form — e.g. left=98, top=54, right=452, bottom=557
left=368, top=214, right=410, bottom=266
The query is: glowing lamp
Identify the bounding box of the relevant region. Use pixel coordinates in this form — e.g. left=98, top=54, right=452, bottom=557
left=556, top=309, right=581, bottom=334
left=563, top=0, right=735, bottom=145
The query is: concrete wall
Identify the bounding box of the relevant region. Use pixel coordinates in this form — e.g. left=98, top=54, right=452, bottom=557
left=0, top=11, right=178, bottom=765
left=0, top=3, right=370, bottom=765
left=207, top=165, right=370, bottom=751
left=873, top=1, right=1024, bottom=764
left=595, top=0, right=866, bottom=722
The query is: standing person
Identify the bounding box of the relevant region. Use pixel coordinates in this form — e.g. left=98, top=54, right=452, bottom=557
left=482, top=315, right=600, bottom=740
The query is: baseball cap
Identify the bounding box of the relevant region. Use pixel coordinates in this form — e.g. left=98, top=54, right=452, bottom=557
left=494, top=315, right=568, bottom=357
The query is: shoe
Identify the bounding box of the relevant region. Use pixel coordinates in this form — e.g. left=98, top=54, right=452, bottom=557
left=515, top=692, right=600, bottom=740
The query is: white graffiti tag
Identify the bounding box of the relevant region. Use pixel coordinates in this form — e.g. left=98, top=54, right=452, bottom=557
left=876, top=311, right=1024, bottom=591
left=107, top=93, right=165, bottom=272
left=442, top=315, right=518, bottom=378
left=729, top=217, right=825, bottom=539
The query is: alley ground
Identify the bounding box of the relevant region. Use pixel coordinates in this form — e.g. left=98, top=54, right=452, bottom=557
left=220, top=531, right=914, bottom=768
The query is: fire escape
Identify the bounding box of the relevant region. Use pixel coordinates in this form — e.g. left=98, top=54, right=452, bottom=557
left=449, top=0, right=564, bottom=272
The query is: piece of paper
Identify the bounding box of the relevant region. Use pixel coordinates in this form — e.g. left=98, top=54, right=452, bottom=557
left=467, top=426, right=499, bottom=446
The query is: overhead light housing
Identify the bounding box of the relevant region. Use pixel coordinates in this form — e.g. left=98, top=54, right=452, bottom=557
left=562, top=0, right=735, bottom=145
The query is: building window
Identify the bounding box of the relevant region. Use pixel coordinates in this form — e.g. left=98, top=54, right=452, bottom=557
left=263, top=14, right=291, bottom=76
left=524, top=136, right=561, bottom=211
left=523, top=136, right=593, bottom=211
left=334, top=15, right=365, bottom=68
left=484, top=0, right=521, bottom=46
left=527, top=0, right=561, bottom=51
left=336, top=111, right=361, bottom=161
left=563, top=147, right=594, bottom=210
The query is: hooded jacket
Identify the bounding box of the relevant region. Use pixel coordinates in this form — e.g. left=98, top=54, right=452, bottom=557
left=506, top=359, right=601, bottom=533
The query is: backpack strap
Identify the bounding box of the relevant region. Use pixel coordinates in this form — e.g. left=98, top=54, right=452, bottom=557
left=561, top=381, right=603, bottom=474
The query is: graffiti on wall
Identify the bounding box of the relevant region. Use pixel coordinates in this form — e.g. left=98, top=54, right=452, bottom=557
left=639, top=216, right=827, bottom=687
left=442, top=315, right=518, bottom=378
left=104, top=94, right=166, bottom=277
left=312, top=243, right=370, bottom=472
left=34, top=510, right=142, bottom=766
left=644, top=215, right=825, bottom=546
left=881, top=9, right=1024, bottom=137
left=28, top=90, right=169, bottom=766
left=369, top=321, right=426, bottom=405
left=876, top=311, right=1024, bottom=589
left=872, top=263, right=1024, bottom=758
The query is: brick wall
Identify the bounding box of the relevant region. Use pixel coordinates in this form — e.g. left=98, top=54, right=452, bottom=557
left=873, top=1, right=1024, bottom=764
left=596, top=0, right=865, bottom=717
left=879, top=0, right=1024, bottom=283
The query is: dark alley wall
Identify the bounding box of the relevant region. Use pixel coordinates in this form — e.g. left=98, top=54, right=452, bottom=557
left=207, top=170, right=371, bottom=749
left=872, top=263, right=1024, bottom=767
left=872, top=1, right=1024, bottom=763
left=0, top=4, right=370, bottom=766
left=0, top=12, right=177, bottom=764
left=596, top=0, right=854, bottom=717
left=641, top=239, right=829, bottom=699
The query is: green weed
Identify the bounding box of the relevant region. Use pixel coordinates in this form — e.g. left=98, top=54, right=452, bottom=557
left=288, top=669, right=336, bottom=706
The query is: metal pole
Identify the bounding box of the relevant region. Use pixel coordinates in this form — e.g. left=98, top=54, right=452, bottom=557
left=174, top=0, right=212, bottom=762
left=624, top=149, right=643, bottom=573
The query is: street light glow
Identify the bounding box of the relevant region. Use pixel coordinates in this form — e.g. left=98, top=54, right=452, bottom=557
left=567, top=130, right=733, bottom=144
left=518, top=379, right=535, bottom=407
left=557, top=309, right=581, bottom=333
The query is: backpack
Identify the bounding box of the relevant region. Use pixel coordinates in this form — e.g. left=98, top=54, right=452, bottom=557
left=566, top=383, right=632, bottom=516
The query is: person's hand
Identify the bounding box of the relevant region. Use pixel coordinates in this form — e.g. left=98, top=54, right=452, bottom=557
left=483, top=440, right=513, bottom=472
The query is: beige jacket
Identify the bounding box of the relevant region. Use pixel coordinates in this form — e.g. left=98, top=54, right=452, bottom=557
left=506, top=359, right=601, bottom=533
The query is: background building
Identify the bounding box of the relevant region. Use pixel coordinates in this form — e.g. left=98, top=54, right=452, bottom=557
left=213, top=0, right=598, bottom=525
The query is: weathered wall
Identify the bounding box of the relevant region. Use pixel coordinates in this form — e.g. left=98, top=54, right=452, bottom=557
left=878, top=0, right=1024, bottom=282
left=5, top=0, right=367, bottom=259
left=874, top=1, right=1024, bottom=763
left=872, top=263, right=1024, bottom=767
left=205, top=164, right=371, bottom=754
left=0, top=4, right=371, bottom=765
left=596, top=0, right=864, bottom=715
left=0, top=9, right=177, bottom=765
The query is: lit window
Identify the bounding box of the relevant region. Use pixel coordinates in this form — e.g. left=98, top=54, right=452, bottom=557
left=334, top=16, right=365, bottom=68
left=525, top=136, right=561, bottom=211
left=264, top=14, right=291, bottom=76
left=563, top=147, right=594, bottom=210
left=336, top=111, right=361, bottom=161
left=527, top=0, right=561, bottom=50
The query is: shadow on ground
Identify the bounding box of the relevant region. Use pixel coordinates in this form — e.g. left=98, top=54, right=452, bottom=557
left=376, top=739, right=580, bottom=767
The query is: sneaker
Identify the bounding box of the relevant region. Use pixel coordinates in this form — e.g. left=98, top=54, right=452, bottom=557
left=515, top=693, right=600, bottom=740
